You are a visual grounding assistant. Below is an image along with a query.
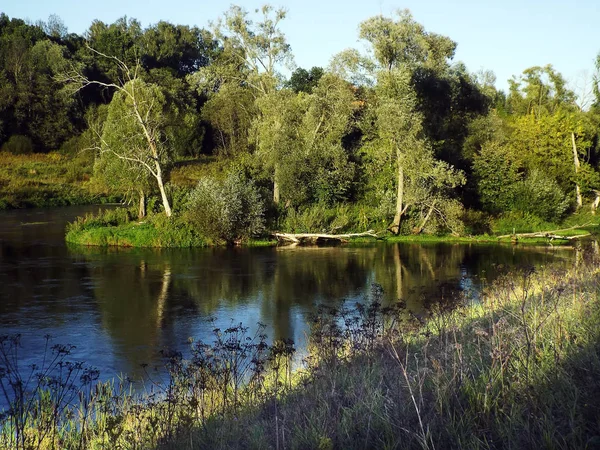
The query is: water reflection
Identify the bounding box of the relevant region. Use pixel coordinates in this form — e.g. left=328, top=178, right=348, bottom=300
left=0, top=206, right=577, bottom=380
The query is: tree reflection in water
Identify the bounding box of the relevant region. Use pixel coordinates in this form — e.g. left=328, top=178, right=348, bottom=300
left=71, top=243, right=573, bottom=376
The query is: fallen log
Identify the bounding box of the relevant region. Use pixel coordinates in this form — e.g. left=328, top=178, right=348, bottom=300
left=273, top=230, right=380, bottom=245
left=497, top=223, right=592, bottom=240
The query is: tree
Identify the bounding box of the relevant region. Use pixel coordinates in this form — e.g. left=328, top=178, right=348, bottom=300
left=341, top=10, right=464, bottom=234
left=192, top=5, right=295, bottom=203
left=508, top=109, right=593, bottom=207
left=201, top=82, right=256, bottom=156
left=141, top=21, right=213, bottom=76
left=507, top=65, right=575, bottom=117
left=64, top=50, right=178, bottom=216
left=472, top=141, right=522, bottom=213
left=254, top=89, right=305, bottom=205
left=287, top=66, right=324, bottom=93
left=210, top=4, right=294, bottom=97
left=186, top=172, right=265, bottom=245
left=300, top=73, right=357, bottom=204
left=0, top=17, right=77, bottom=151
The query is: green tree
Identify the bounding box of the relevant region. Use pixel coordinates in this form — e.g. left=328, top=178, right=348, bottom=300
left=287, top=66, right=324, bottom=93
left=507, top=65, right=576, bottom=117
left=201, top=82, right=257, bottom=156
left=64, top=50, right=178, bottom=216
left=210, top=4, right=293, bottom=97
left=0, top=16, right=77, bottom=151
left=300, top=73, right=357, bottom=204
left=254, top=89, right=305, bottom=205
left=343, top=10, right=464, bottom=234
left=99, top=78, right=175, bottom=216
left=472, top=141, right=522, bottom=213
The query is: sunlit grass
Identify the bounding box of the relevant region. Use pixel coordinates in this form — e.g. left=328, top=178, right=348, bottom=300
left=2, top=253, right=600, bottom=449
left=0, top=152, right=104, bottom=209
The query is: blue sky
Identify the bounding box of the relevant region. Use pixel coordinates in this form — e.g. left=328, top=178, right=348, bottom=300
left=2, top=0, right=599, bottom=93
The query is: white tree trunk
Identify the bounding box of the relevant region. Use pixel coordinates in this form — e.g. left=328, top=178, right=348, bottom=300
left=592, top=190, right=600, bottom=214
left=273, top=166, right=280, bottom=205
left=155, top=161, right=172, bottom=217
left=572, top=132, right=582, bottom=209
left=390, top=159, right=404, bottom=235
left=414, top=200, right=436, bottom=234
left=138, top=189, right=146, bottom=219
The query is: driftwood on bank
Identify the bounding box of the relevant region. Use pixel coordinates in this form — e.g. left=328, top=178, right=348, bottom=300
left=497, top=223, right=592, bottom=241
left=273, top=230, right=380, bottom=245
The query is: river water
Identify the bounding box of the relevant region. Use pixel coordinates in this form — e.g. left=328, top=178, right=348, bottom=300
left=0, top=206, right=576, bottom=381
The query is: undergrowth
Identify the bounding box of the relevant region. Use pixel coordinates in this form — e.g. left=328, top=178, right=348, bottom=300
left=0, top=152, right=105, bottom=209
left=65, top=208, right=208, bottom=248
left=1, top=255, right=600, bottom=449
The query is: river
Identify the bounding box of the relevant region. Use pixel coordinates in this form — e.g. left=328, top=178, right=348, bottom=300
left=0, top=206, right=576, bottom=381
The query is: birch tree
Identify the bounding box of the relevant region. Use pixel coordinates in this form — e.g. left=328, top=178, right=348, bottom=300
left=63, top=50, right=175, bottom=216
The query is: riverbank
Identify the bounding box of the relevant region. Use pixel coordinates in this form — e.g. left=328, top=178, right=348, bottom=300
left=0, top=152, right=114, bottom=209
left=2, top=256, right=599, bottom=449
left=66, top=214, right=599, bottom=248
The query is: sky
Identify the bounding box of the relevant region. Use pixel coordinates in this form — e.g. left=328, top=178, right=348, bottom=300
left=2, top=0, right=599, bottom=94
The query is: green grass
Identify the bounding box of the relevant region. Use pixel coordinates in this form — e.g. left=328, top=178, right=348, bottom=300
left=0, top=152, right=110, bottom=209
left=163, top=258, right=600, bottom=450
left=66, top=213, right=208, bottom=248
left=2, top=256, right=600, bottom=449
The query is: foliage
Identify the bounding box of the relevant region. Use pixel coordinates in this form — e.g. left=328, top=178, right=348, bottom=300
left=186, top=172, right=265, bottom=244
left=201, top=82, right=256, bottom=156
left=0, top=152, right=101, bottom=209
left=512, top=169, right=570, bottom=222
left=490, top=211, right=557, bottom=235
left=286, top=66, right=324, bottom=93
left=280, top=203, right=381, bottom=233
left=0, top=135, right=34, bottom=154
left=66, top=209, right=207, bottom=247
left=473, top=140, right=522, bottom=213
left=1, top=6, right=600, bottom=241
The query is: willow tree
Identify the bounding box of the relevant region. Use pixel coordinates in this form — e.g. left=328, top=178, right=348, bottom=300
left=194, top=5, right=294, bottom=204
left=343, top=10, right=463, bottom=234
left=99, top=78, right=174, bottom=216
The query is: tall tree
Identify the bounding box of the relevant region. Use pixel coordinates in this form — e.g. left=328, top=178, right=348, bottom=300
left=340, top=9, right=464, bottom=234
left=64, top=51, right=178, bottom=216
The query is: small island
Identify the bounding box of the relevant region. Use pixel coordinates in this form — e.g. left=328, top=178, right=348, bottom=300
left=1, top=6, right=600, bottom=248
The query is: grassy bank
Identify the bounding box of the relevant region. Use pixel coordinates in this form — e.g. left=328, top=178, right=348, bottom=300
left=2, top=255, right=599, bottom=449
left=0, top=152, right=111, bottom=209
left=65, top=208, right=208, bottom=248
left=65, top=209, right=600, bottom=248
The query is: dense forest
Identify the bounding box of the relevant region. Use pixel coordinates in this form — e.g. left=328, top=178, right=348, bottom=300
left=2, top=6, right=600, bottom=243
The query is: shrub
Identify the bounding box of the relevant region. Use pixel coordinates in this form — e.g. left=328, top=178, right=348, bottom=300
left=462, top=209, right=491, bottom=235
left=512, top=170, right=570, bottom=222
left=280, top=203, right=384, bottom=233
left=186, top=172, right=265, bottom=245
left=491, top=211, right=555, bottom=235
left=472, top=141, right=521, bottom=214
left=1, top=135, right=34, bottom=155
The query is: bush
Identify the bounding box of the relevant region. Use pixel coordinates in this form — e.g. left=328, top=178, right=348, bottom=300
left=186, top=172, right=265, bottom=245
left=280, top=203, right=384, bottom=233
left=66, top=207, right=133, bottom=233
left=462, top=209, right=491, bottom=235
left=1, top=135, right=34, bottom=155
left=491, top=211, right=555, bottom=235
left=512, top=170, right=570, bottom=222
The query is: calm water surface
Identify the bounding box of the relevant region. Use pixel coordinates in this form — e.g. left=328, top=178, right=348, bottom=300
left=0, top=206, right=576, bottom=380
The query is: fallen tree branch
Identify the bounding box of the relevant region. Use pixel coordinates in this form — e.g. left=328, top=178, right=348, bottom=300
left=273, top=230, right=380, bottom=245
left=497, top=223, right=593, bottom=240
